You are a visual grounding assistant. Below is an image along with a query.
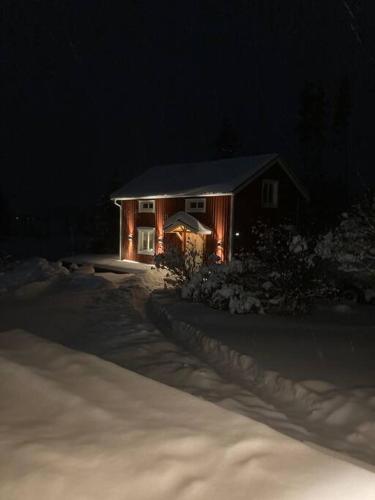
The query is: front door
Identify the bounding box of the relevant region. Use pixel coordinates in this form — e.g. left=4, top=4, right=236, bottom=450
left=185, top=232, right=205, bottom=268
left=164, top=231, right=206, bottom=270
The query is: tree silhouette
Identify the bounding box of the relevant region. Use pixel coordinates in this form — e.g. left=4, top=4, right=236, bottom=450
left=0, top=188, right=11, bottom=237
left=297, top=81, right=327, bottom=183
left=215, top=116, right=241, bottom=158
left=333, top=75, right=352, bottom=199
left=91, top=167, right=121, bottom=253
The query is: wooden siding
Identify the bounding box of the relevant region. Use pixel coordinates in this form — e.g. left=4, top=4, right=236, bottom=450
left=233, top=164, right=302, bottom=254
left=121, top=195, right=232, bottom=263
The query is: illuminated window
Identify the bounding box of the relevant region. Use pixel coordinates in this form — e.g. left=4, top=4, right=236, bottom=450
left=185, top=198, right=206, bottom=213
left=137, top=227, right=155, bottom=255
left=138, top=200, right=155, bottom=213
left=261, top=180, right=279, bottom=208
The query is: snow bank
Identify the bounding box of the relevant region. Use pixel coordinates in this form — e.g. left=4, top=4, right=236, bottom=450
left=0, top=258, right=69, bottom=297
left=0, top=257, right=116, bottom=297
left=0, top=329, right=374, bottom=500
left=149, top=293, right=375, bottom=466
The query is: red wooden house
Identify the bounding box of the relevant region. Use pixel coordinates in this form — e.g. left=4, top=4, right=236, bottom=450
left=111, top=154, right=308, bottom=264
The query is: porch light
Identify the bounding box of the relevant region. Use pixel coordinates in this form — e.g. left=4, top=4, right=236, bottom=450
left=235, top=232, right=240, bottom=237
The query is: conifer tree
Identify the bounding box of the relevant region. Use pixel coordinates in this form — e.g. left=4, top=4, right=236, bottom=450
left=333, top=76, right=352, bottom=200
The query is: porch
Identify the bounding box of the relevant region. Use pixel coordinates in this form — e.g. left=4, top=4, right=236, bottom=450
left=62, top=254, right=152, bottom=274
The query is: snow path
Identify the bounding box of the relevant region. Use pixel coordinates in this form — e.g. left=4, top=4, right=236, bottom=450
left=0, top=266, right=374, bottom=468
left=55, top=274, right=375, bottom=468
left=71, top=277, right=289, bottom=432
left=80, top=275, right=375, bottom=468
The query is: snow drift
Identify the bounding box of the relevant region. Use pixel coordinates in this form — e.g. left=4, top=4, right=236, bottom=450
left=0, top=329, right=375, bottom=500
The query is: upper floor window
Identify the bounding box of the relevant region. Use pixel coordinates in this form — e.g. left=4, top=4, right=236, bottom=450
left=185, top=198, right=206, bottom=213
left=261, top=180, right=279, bottom=208
left=138, top=200, right=155, bottom=213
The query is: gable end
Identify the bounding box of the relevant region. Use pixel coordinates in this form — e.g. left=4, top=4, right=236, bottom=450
left=234, top=158, right=309, bottom=202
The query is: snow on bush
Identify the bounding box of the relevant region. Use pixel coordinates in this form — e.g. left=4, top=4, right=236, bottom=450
left=316, top=192, right=375, bottom=274
left=155, top=244, right=203, bottom=286
left=0, top=251, right=15, bottom=273
left=182, top=223, right=334, bottom=314
left=315, top=192, right=375, bottom=301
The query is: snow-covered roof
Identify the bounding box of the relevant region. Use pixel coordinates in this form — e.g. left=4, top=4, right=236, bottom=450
left=164, top=211, right=212, bottom=235
left=111, top=154, right=304, bottom=200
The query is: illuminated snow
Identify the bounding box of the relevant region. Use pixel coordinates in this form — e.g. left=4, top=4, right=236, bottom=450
left=0, top=329, right=374, bottom=500
left=0, top=258, right=375, bottom=498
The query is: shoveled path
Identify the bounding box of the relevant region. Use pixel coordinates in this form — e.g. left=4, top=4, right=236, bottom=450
left=151, top=290, right=375, bottom=388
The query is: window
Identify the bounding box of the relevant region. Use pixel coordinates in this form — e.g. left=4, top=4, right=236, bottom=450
left=185, top=198, right=206, bottom=213
left=261, top=180, right=279, bottom=208
left=137, top=227, right=155, bottom=255
left=138, top=200, right=155, bottom=213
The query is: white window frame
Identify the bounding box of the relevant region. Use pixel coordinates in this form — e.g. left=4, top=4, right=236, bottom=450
left=137, top=227, right=155, bottom=255
left=138, top=199, right=155, bottom=213
left=185, top=198, right=206, bottom=213
left=261, top=180, right=279, bottom=208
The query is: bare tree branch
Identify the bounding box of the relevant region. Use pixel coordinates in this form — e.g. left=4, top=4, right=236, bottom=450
left=341, top=0, right=375, bottom=65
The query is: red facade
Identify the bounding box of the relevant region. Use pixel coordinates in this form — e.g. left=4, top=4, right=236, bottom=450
left=232, top=164, right=303, bottom=254
left=121, top=196, right=231, bottom=263
left=119, top=163, right=304, bottom=263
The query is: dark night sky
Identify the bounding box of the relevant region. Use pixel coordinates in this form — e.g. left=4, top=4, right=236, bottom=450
left=2, top=1, right=375, bottom=214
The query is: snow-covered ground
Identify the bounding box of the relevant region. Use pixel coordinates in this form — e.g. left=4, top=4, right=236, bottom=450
left=152, top=292, right=375, bottom=386
left=2, top=329, right=375, bottom=500
left=63, top=253, right=153, bottom=273
left=0, top=258, right=375, bottom=484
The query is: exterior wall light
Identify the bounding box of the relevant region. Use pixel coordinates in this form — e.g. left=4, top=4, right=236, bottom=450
left=235, top=232, right=240, bottom=237
left=128, top=234, right=133, bottom=240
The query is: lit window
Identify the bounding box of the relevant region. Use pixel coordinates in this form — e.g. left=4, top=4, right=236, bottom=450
left=261, top=180, right=279, bottom=208
left=185, top=198, right=206, bottom=213
left=138, top=200, right=155, bottom=213
left=137, top=227, right=155, bottom=255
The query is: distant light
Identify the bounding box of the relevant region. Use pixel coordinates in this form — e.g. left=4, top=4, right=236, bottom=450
left=235, top=232, right=240, bottom=237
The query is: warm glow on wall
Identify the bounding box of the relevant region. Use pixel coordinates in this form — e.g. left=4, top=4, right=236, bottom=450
left=124, top=201, right=137, bottom=260
left=157, top=237, right=164, bottom=254
left=210, top=197, right=230, bottom=262
left=128, top=237, right=134, bottom=259
left=216, top=240, right=224, bottom=261
left=155, top=199, right=166, bottom=254
left=121, top=196, right=231, bottom=263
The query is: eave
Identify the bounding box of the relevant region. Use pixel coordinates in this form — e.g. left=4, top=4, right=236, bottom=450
left=111, top=192, right=233, bottom=201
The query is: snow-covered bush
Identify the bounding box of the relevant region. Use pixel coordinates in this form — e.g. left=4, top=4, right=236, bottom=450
left=155, top=244, right=203, bottom=286
left=316, top=192, right=375, bottom=274
left=315, top=192, right=375, bottom=301
left=182, top=224, right=332, bottom=315
left=249, top=223, right=326, bottom=313
left=0, top=252, right=15, bottom=273
left=181, top=262, right=264, bottom=314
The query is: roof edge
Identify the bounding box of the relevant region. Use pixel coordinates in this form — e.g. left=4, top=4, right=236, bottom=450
left=111, top=192, right=233, bottom=201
